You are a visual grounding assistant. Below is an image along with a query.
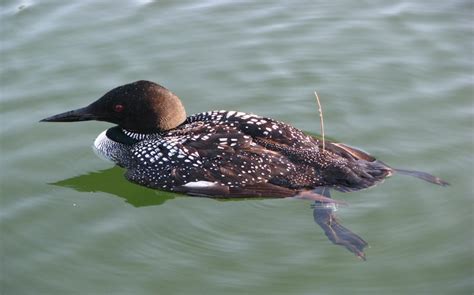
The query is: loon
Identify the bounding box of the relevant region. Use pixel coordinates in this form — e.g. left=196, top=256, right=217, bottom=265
left=41, top=80, right=449, bottom=259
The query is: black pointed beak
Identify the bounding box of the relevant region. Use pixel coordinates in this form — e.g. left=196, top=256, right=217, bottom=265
left=40, top=105, right=98, bottom=122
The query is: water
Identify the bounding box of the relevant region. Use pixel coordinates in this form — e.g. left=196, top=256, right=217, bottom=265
left=1, top=1, right=472, bottom=294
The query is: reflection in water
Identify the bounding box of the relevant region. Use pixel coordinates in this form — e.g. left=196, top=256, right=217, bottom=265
left=52, top=167, right=368, bottom=259
left=51, top=166, right=176, bottom=207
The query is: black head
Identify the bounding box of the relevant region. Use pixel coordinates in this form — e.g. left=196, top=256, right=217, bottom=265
left=41, top=80, right=187, bottom=132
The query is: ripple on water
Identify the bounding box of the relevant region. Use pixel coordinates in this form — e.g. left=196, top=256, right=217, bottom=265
left=2, top=0, right=472, bottom=294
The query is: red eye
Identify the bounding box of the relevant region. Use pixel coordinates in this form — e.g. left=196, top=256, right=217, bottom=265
left=114, top=104, right=125, bottom=112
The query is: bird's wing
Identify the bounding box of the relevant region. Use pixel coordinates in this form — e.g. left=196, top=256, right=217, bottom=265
left=125, top=121, right=298, bottom=197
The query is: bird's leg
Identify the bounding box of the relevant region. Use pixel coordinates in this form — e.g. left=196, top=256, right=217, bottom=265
left=292, top=189, right=347, bottom=205
left=310, top=187, right=368, bottom=260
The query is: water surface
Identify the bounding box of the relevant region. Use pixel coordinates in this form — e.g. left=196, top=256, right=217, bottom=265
left=1, top=1, right=472, bottom=294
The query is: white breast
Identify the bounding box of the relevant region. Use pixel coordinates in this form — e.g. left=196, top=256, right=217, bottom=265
left=92, top=129, right=131, bottom=167
left=93, top=130, right=112, bottom=162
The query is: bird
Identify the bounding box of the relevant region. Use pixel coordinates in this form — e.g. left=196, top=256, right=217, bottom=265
left=41, top=80, right=449, bottom=259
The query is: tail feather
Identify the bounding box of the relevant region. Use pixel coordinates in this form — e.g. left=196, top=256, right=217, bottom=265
left=394, top=168, right=450, bottom=186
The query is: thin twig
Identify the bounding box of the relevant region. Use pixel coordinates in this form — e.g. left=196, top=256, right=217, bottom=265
left=314, top=91, right=325, bottom=151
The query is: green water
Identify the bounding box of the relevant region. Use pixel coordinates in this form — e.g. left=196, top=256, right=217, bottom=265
left=1, top=1, right=472, bottom=294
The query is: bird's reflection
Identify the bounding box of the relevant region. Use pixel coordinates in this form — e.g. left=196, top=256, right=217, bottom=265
left=52, top=167, right=368, bottom=259
left=51, top=166, right=177, bottom=207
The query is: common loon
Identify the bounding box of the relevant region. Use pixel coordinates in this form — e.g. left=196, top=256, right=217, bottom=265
left=41, top=80, right=449, bottom=259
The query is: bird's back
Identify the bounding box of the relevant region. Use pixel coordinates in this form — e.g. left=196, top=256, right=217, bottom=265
left=124, top=110, right=393, bottom=197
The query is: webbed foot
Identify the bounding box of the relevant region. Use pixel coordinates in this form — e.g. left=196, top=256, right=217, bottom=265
left=310, top=187, right=368, bottom=260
